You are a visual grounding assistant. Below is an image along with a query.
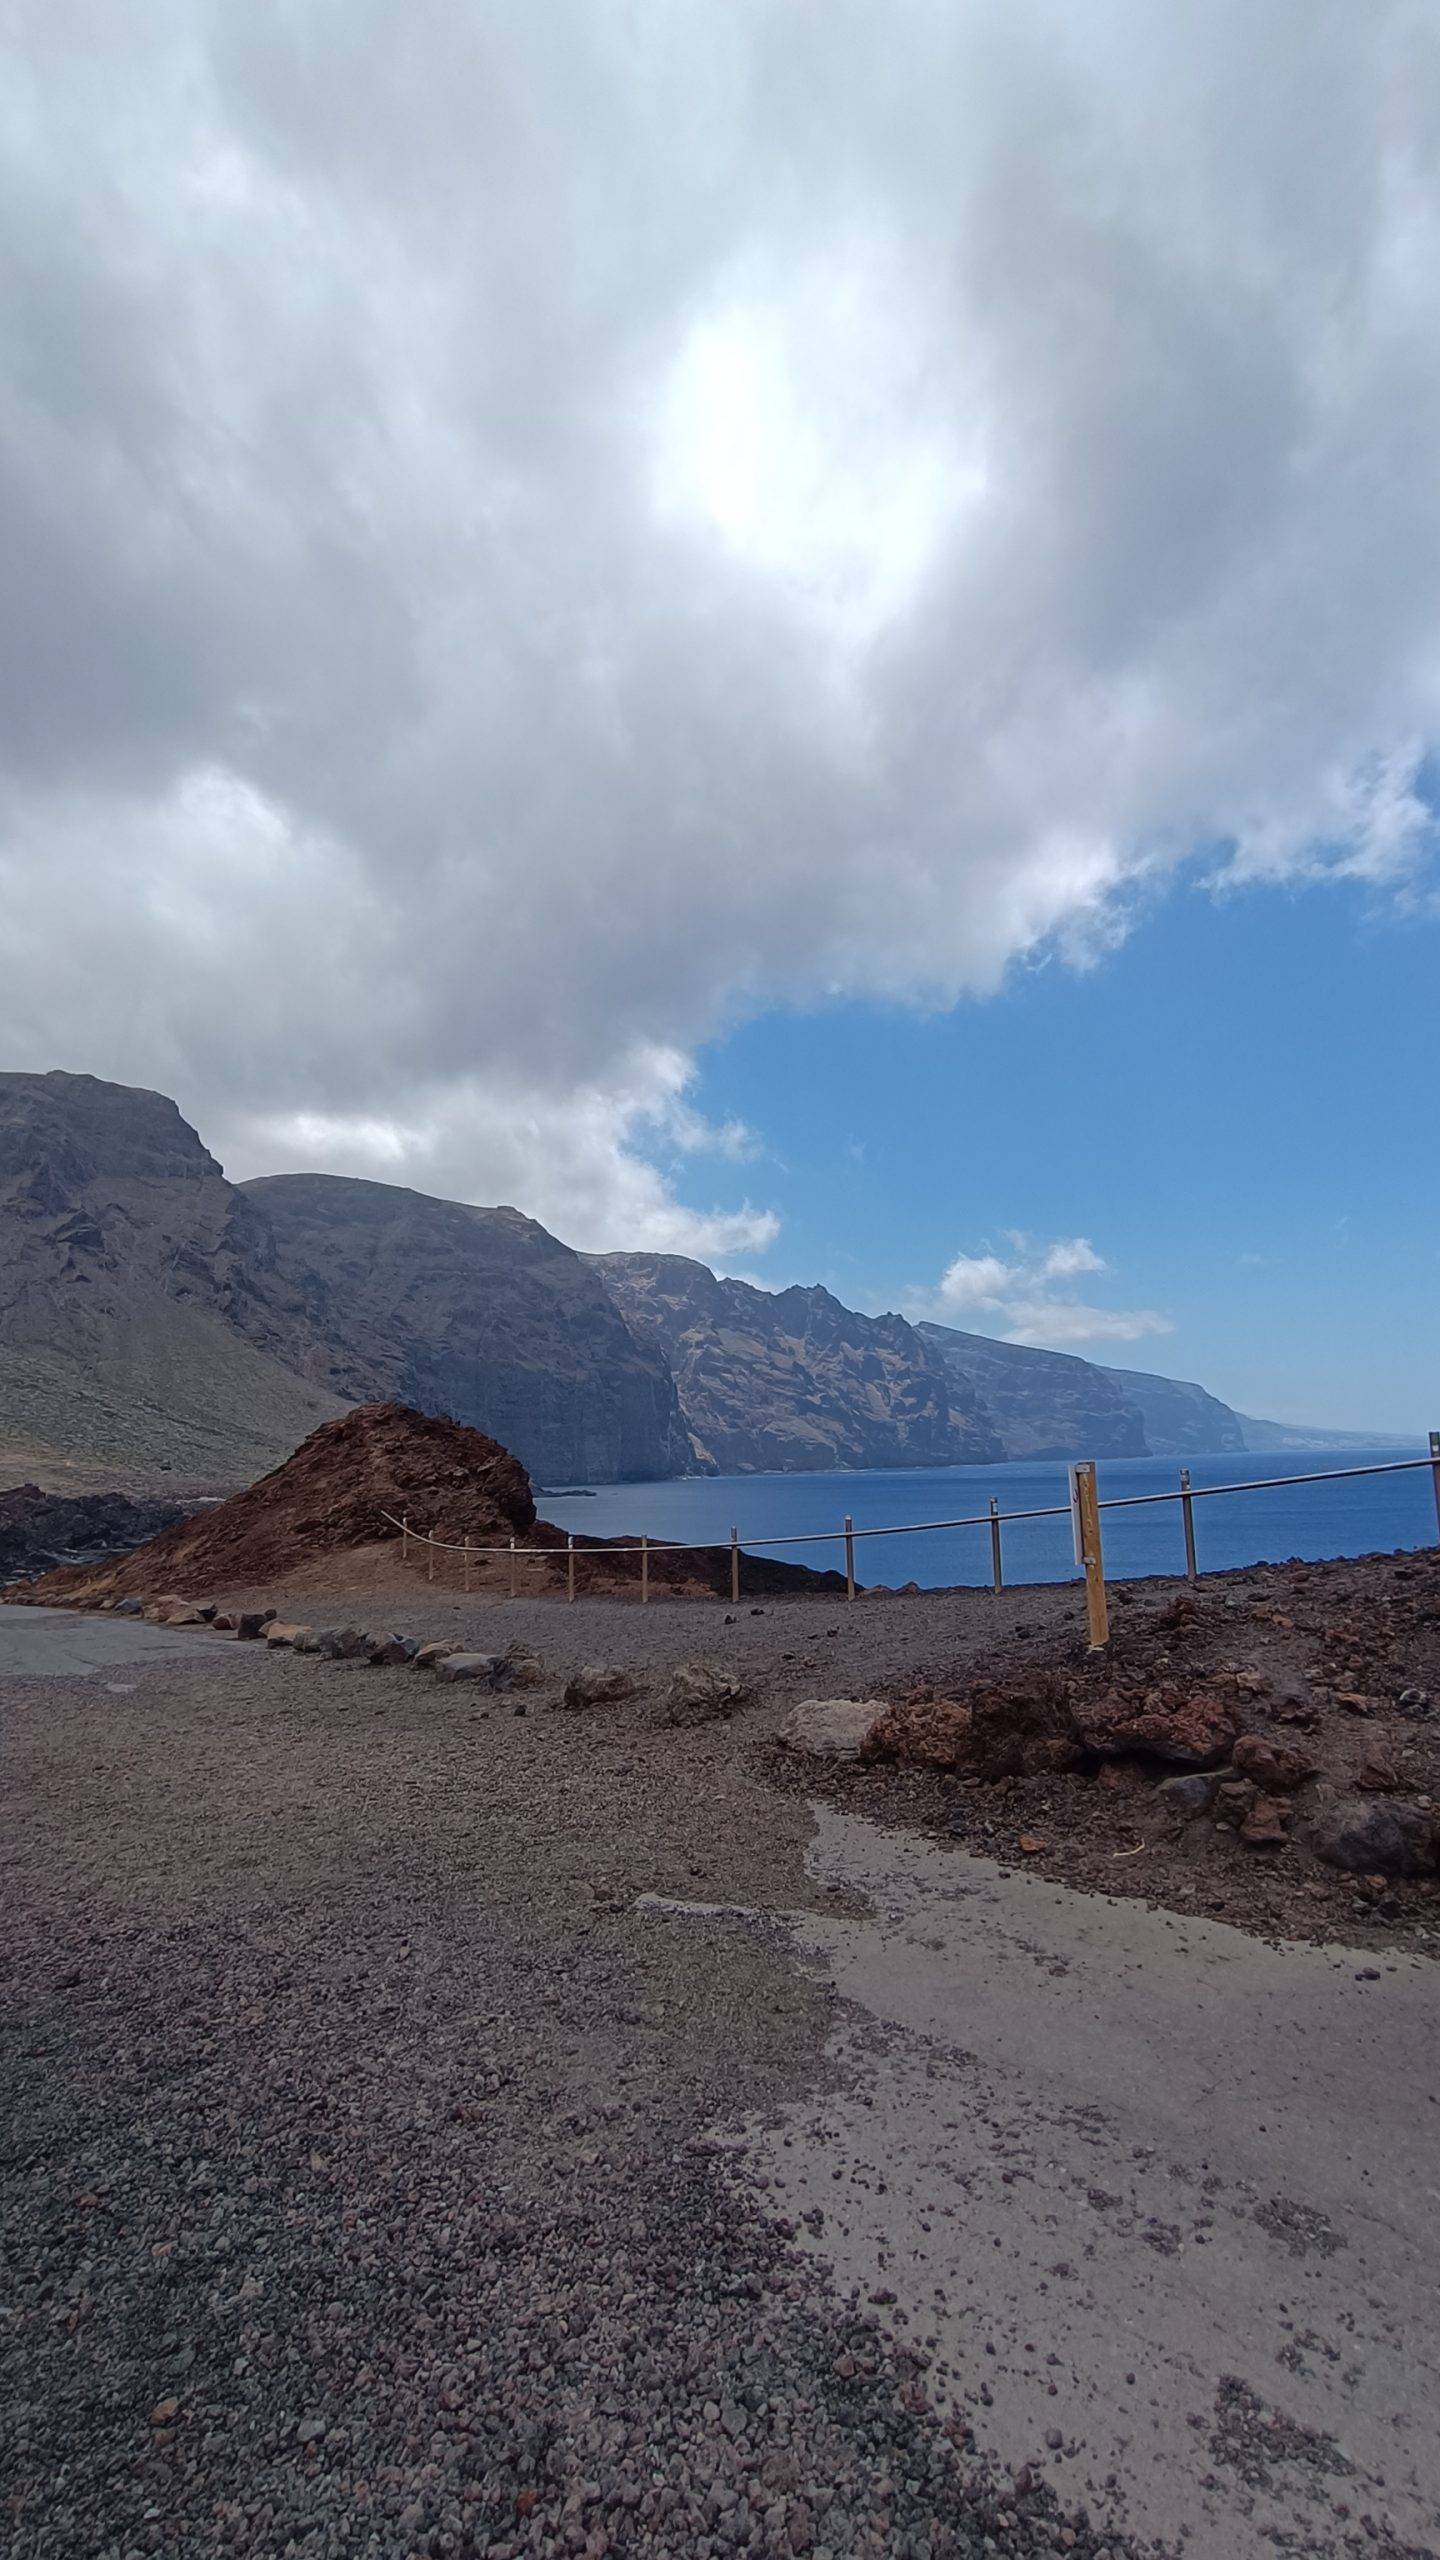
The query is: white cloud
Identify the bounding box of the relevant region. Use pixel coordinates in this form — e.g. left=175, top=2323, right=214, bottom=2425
left=2, top=3, right=1440, bottom=1245
left=915, top=1235, right=1171, bottom=1348
left=1002, top=1302, right=1172, bottom=1348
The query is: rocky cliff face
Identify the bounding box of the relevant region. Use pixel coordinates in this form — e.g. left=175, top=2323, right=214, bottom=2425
left=590, top=1254, right=1001, bottom=1473
left=242, top=1175, right=689, bottom=1487
left=0, top=1073, right=686, bottom=1491
left=918, top=1325, right=1149, bottom=1460
left=0, top=1071, right=345, bottom=1488
left=1101, top=1365, right=1247, bottom=1456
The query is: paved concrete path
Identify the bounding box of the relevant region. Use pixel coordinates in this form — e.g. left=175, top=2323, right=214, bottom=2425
left=0, top=1606, right=228, bottom=1679
left=667, top=1808, right=1440, bottom=2559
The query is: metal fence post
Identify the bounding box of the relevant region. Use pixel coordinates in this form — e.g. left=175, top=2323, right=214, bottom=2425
left=567, top=1533, right=576, bottom=1602
left=844, top=1515, right=855, bottom=1602
left=1180, top=1468, right=1198, bottom=1582
left=641, top=1533, right=649, bottom=1605
left=1074, top=1461, right=1109, bottom=1650
left=988, top=1497, right=1003, bottom=1593
left=730, top=1526, right=740, bottom=1607
left=1431, top=1433, right=1440, bottom=1543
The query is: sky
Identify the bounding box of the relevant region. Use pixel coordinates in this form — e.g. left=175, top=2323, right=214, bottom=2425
left=2, top=1, right=1438, bottom=1432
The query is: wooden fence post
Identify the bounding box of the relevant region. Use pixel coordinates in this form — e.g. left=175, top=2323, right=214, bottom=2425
left=463, top=1536, right=471, bottom=1595
left=641, top=1533, right=649, bottom=1606
left=1430, top=1432, right=1440, bottom=1544
left=1074, top=1461, right=1108, bottom=1649
left=988, top=1497, right=1003, bottom=1593
left=427, top=1527, right=434, bottom=1584
left=1179, top=1468, right=1198, bottom=1582
left=567, top=1534, right=575, bottom=1602
left=730, top=1526, right=740, bottom=1607
left=508, top=1535, right=517, bottom=1600
left=844, top=1515, right=855, bottom=1603
left=401, top=1512, right=410, bottom=1569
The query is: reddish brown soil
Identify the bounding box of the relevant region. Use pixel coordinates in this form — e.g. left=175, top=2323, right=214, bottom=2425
left=8, top=1403, right=535, bottom=1604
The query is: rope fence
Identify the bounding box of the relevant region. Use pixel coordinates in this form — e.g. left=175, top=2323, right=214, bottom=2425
left=378, top=1435, right=1440, bottom=1648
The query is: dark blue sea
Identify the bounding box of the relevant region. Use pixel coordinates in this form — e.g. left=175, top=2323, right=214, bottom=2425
left=540, top=1447, right=1435, bottom=1591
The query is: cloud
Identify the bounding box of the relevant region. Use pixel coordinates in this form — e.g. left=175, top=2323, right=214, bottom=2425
left=917, top=1235, right=1171, bottom=1347
left=3, top=3, right=1440, bottom=1242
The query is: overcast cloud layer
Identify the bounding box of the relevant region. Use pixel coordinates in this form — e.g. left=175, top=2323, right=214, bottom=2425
left=3, top=0, right=1439, bottom=1261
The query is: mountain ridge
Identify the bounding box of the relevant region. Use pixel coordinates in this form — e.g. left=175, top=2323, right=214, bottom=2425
left=0, top=1069, right=1398, bottom=1489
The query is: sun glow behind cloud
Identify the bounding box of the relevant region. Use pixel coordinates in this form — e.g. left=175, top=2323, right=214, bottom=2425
left=654, top=254, right=987, bottom=643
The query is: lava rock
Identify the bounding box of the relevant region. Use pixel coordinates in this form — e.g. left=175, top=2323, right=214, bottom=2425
left=1232, top=1734, right=1318, bottom=1793
left=562, top=1665, right=637, bottom=1711
left=1155, top=1769, right=1226, bottom=1818
left=1239, top=1793, right=1291, bottom=1848
left=1308, top=1799, right=1439, bottom=1877
left=1075, top=1691, right=1239, bottom=1769
left=367, top=1632, right=420, bottom=1666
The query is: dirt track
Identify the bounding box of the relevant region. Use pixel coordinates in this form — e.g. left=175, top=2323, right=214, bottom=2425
left=3, top=1561, right=1438, bottom=2558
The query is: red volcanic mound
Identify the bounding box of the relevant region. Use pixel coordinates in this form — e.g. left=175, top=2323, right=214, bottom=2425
left=12, top=1403, right=536, bottom=1605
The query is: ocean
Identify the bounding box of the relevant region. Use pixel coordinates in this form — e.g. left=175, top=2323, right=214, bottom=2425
left=539, top=1446, right=1436, bottom=1591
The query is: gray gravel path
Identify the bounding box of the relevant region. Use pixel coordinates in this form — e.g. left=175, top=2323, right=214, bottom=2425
left=712, top=1808, right=1440, bottom=2560
left=2, top=1627, right=1144, bottom=2560
left=0, top=1610, right=223, bottom=1678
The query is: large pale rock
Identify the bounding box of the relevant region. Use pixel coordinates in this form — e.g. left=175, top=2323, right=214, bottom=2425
left=665, top=1662, right=747, bottom=1725
left=435, top=1651, right=503, bottom=1685
left=779, top=1699, right=883, bottom=1761
left=264, top=1623, right=310, bottom=1649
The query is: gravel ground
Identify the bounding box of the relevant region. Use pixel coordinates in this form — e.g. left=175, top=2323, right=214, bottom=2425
left=2, top=1626, right=1150, bottom=2560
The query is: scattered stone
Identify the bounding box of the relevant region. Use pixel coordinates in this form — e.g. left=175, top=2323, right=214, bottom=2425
left=312, top=1624, right=371, bottom=1661
left=1308, top=1799, right=1439, bottom=1878
left=234, top=1610, right=274, bottom=1641
left=1232, top=1734, right=1318, bottom=1793
left=210, top=1610, right=237, bottom=1632
left=113, top=1596, right=144, bottom=1618
left=665, top=1662, right=748, bottom=1725
left=263, top=1623, right=310, bottom=1649
left=413, top=1641, right=460, bottom=1671
left=367, top=1632, right=420, bottom=1667
left=1155, top=1770, right=1225, bottom=1818
left=1239, top=1794, right=1291, bottom=1849
left=1354, top=1751, right=1399, bottom=1792
left=1213, top=1778, right=1258, bottom=1828
left=778, top=1699, right=883, bottom=1761
left=561, top=1665, right=637, bottom=1711
left=435, top=1651, right=505, bottom=1685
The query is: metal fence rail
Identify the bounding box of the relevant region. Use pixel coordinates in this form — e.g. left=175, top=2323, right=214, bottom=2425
left=378, top=1438, right=1440, bottom=1638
